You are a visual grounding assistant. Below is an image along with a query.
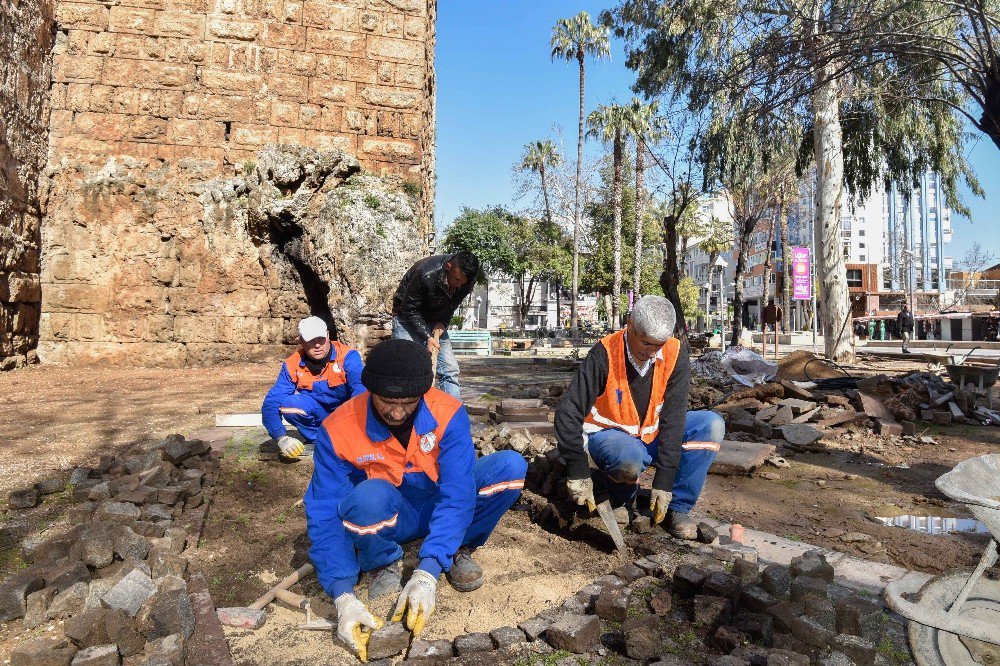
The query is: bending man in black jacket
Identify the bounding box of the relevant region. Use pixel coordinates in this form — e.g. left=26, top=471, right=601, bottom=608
left=554, top=296, right=725, bottom=539
left=391, top=251, right=479, bottom=399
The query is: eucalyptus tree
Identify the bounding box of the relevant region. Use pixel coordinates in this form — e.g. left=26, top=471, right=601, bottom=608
left=587, top=103, right=630, bottom=327
left=518, top=140, right=562, bottom=227
left=551, top=11, right=611, bottom=335
left=604, top=0, right=980, bottom=361
left=622, top=97, right=663, bottom=299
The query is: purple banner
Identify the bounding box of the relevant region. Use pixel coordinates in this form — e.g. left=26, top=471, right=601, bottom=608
left=791, top=247, right=811, bottom=300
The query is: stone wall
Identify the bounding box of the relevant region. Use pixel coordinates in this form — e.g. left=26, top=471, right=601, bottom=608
left=0, top=0, right=54, bottom=370
left=34, top=0, right=436, bottom=366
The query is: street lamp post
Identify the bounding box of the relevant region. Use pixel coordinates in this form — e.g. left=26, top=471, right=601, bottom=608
left=715, top=256, right=729, bottom=352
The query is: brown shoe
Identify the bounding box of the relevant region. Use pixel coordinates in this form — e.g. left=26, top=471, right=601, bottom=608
left=446, top=547, right=484, bottom=592
left=667, top=510, right=698, bottom=540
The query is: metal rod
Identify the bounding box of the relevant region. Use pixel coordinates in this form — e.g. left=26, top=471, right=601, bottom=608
left=946, top=539, right=997, bottom=617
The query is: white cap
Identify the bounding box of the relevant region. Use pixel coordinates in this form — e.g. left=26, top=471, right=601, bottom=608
left=298, top=316, right=328, bottom=342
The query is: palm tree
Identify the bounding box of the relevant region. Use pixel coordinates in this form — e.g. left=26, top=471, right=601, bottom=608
left=519, top=139, right=564, bottom=326
left=622, top=98, right=662, bottom=302
left=551, top=12, right=610, bottom=335
left=518, top=140, right=562, bottom=228
left=587, top=104, right=628, bottom=328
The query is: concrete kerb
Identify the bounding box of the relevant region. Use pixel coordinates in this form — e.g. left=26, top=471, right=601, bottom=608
left=697, top=517, right=932, bottom=595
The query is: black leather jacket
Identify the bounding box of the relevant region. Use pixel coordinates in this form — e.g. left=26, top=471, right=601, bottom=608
left=391, top=254, right=475, bottom=343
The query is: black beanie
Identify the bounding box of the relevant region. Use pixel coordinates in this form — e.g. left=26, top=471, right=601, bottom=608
left=362, top=338, right=434, bottom=398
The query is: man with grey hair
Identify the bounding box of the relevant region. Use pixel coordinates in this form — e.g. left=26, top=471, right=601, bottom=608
left=555, top=296, right=725, bottom=539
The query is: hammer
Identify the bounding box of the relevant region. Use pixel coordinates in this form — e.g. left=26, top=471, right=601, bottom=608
left=430, top=329, right=443, bottom=378
left=217, top=562, right=314, bottom=629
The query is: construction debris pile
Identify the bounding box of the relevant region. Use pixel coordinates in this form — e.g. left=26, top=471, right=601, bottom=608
left=1, top=435, right=221, bottom=665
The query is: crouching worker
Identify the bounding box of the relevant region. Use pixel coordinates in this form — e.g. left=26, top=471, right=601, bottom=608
left=305, top=339, right=527, bottom=660
left=555, top=296, right=725, bottom=539
left=261, top=316, right=364, bottom=458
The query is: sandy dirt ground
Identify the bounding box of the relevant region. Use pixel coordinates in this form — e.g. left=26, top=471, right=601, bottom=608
left=1, top=353, right=998, bottom=664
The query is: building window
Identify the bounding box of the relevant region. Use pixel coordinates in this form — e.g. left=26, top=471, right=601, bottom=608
left=859, top=255, right=866, bottom=262
left=859, top=243, right=866, bottom=249
left=846, top=269, right=863, bottom=288
left=859, top=230, right=865, bottom=237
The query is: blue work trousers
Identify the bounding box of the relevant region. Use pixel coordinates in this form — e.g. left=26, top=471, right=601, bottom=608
left=391, top=317, right=461, bottom=400
left=338, top=451, right=526, bottom=574
left=586, top=410, right=725, bottom=514
left=278, top=392, right=331, bottom=444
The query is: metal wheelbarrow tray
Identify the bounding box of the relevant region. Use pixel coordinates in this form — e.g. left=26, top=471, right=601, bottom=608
left=945, top=362, right=999, bottom=391
left=885, top=454, right=1000, bottom=665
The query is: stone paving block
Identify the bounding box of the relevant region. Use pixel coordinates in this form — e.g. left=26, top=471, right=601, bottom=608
left=407, top=638, right=454, bottom=661
left=834, top=595, right=885, bottom=642
left=709, top=656, right=750, bottom=666
left=50, top=559, right=92, bottom=593
left=761, top=564, right=791, bottom=600
left=623, top=614, right=665, bottom=660
left=70, top=644, right=120, bottom=666
left=137, top=576, right=195, bottom=640
left=818, top=651, right=853, bottom=666
left=37, top=477, right=67, bottom=495
left=766, top=600, right=804, bottom=634
left=454, top=632, right=493, bottom=655
left=789, top=614, right=836, bottom=648
left=804, top=596, right=837, bottom=632
left=0, top=566, right=47, bottom=622
left=594, top=586, right=628, bottom=621
left=831, top=634, right=876, bottom=666
left=712, top=625, right=744, bottom=653
left=104, top=609, right=145, bottom=658
left=490, top=626, right=526, bottom=649
left=703, top=570, right=742, bottom=605
left=650, top=587, right=673, bottom=615
left=73, top=525, right=115, bottom=569
left=9, top=487, right=41, bottom=509
left=766, top=648, right=810, bottom=666
left=733, top=557, right=760, bottom=583
left=711, top=441, right=777, bottom=476
left=790, top=576, right=828, bottom=602
left=23, top=535, right=72, bottom=565
left=778, top=424, right=823, bottom=446
left=698, top=522, right=719, bottom=544
left=65, top=608, right=112, bottom=648
left=693, top=595, right=732, bottom=628
left=673, top=564, right=706, bottom=598
left=46, top=582, right=89, bottom=620
left=545, top=614, right=600, bottom=654
left=368, top=622, right=409, bottom=660
left=615, top=562, right=645, bottom=583
left=790, top=551, right=835, bottom=581
left=97, top=502, right=141, bottom=523
left=10, top=636, right=78, bottom=666
left=101, top=570, right=157, bottom=617
left=741, top=585, right=778, bottom=614
left=732, top=611, right=774, bottom=647
left=773, top=633, right=820, bottom=661
left=517, top=615, right=551, bottom=641
left=24, top=586, right=58, bottom=628
left=140, top=634, right=185, bottom=665
left=712, top=544, right=760, bottom=564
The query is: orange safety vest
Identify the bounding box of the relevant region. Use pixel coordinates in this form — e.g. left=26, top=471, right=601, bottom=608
left=284, top=341, right=353, bottom=392
left=321, top=388, right=462, bottom=486
left=583, top=330, right=680, bottom=443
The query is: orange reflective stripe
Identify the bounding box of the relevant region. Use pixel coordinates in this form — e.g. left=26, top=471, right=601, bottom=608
left=478, top=479, right=525, bottom=496
left=342, top=513, right=398, bottom=535
left=583, top=332, right=680, bottom=443
left=681, top=441, right=721, bottom=451
left=279, top=407, right=308, bottom=415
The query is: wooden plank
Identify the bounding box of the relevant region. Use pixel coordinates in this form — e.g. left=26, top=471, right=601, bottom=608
left=215, top=413, right=264, bottom=427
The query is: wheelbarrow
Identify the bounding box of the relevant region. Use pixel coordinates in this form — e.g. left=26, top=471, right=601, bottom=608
left=945, top=360, right=1000, bottom=392
left=884, top=454, right=1000, bottom=665
left=923, top=345, right=981, bottom=373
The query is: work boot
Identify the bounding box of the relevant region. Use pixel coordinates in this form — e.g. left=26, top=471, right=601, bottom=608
left=367, top=559, right=402, bottom=600
left=446, top=547, right=484, bottom=592
left=666, top=510, right=698, bottom=540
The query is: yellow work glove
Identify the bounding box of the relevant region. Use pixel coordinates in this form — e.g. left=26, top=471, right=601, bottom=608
left=650, top=489, right=673, bottom=525
left=392, top=569, right=437, bottom=636
left=277, top=435, right=305, bottom=459
left=334, top=593, right=381, bottom=661
left=566, top=477, right=596, bottom=512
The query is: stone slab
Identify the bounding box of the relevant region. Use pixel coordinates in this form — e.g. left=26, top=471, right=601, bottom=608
left=710, top=440, right=777, bottom=476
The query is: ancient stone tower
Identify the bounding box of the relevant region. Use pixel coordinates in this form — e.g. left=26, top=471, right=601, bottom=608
left=1, top=0, right=436, bottom=368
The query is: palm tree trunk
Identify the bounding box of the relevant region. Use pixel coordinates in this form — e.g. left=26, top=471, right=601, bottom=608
left=611, top=131, right=624, bottom=329
left=633, top=140, right=646, bottom=300
left=571, top=52, right=585, bottom=336
left=540, top=165, right=553, bottom=226
left=813, top=69, right=852, bottom=361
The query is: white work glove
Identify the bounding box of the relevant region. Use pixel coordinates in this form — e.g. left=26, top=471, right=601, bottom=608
left=392, top=569, right=437, bottom=636
left=650, top=489, right=673, bottom=525
left=277, top=435, right=305, bottom=459
left=334, top=593, right=382, bottom=662
left=566, top=478, right=596, bottom=512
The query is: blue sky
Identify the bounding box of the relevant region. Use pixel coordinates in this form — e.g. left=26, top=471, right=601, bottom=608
left=433, top=2, right=1000, bottom=266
